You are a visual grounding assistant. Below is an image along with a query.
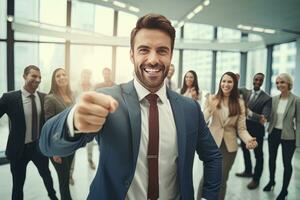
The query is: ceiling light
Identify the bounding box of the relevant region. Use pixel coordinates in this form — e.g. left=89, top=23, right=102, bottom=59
left=7, top=15, right=14, bottom=22
left=252, top=27, right=264, bottom=32
left=203, top=0, right=210, bottom=6
left=113, top=1, right=126, bottom=8
left=193, top=5, right=203, bottom=13
left=187, top=12, right=195, bottom=20
left=237, top=24, right=252, bottom=31
left=237, top=24, right=244, bottom=29
left=102, top=0, right=109, bottom=2
left=264, top=29, right=276, bottom=34
left=129, top=6, right=140, bottom=12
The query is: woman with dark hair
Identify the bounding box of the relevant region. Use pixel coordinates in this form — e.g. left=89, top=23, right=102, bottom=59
left=263, top=73, right=300, bottom=200
left=44, top=68, right=75, bottom=200
left=197, top=72, right=257, bottom=200
left=180, top=70, right=201, bottom=101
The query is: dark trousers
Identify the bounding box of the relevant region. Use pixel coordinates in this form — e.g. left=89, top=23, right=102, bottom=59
left=241, top=120, right=264, bottom=182
left=50, top=153, right=75, bottom=200
left=267, top=128, right=295, bottom=192
left=9, top=141, right=57, bottom=200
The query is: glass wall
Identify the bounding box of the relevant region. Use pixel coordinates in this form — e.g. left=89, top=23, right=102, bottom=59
left=246, top=48, right=267, bottom=90
left=72, top=1, right=114, bottom=35
left=14, top=42, right=65, bottom=92
left=216, top=52, right=240, bottom=90
left=271, top=42, right=297, bottom=95
left=217, top=27, right=241, bottom=40
left=0, top=43, right=8, bottom=152
left=184, top=23, right=214, bottom=40
left=0, top=0, right=6, bottom=39
left=70, top=45, right=112, bottom=91
left=183, top=50, right=212, bottom=94
left=117, top=11, right=138, bottom=37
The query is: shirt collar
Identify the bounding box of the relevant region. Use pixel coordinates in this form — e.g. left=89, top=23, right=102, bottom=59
left=252, top=89, right=261, bottom=95
left=21, top=87, right=38, bottom=97
left=133, top=78, right=168, bottom=104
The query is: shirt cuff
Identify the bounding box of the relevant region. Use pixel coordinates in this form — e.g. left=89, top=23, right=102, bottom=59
left=67, top=105, right=79, bottom=137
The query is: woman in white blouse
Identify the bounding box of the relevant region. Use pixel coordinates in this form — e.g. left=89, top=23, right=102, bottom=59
left=263, top=73, right=300, bottom=200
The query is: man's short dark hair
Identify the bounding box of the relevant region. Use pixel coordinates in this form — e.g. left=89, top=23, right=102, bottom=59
left=130, top=13, right=176, bottom=52
left=23, top=65, right=40, bottom=76
left=254, top=73, right=265, bottom=78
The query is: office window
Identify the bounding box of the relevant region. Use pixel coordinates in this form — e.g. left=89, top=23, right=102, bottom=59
left=117, top=11, right=138, bottom=37
left=183, top=50, right=212, bottom=93
left=217, top=27, right=241, bottom=40
left=0, top=0, right=6, bottom=39
left=216, top=52, right=240, bottom=90
left=246, top=48, right=267, bottom=89
left=38, top=43, right=65, bottom=92
left=72, top=0, right=95, bottom=31
left=115, top=47, right=133, bottom=84
left=0, top=42, right=8, bottom=152
left=14, top=42, right=65, bottom=92
left=70, top=45, right=112, bottom=90
left=184, top=23, right=214, bottom=40
left=94, top=5, right=114, bottom=35
left=271, top=42, right=296, bottom=95
left=15, top=0, right=39, bottom=41
left=15, top=0, right=66, bottom=42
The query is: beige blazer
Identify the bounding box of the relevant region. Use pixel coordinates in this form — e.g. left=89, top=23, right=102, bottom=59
left=203, top=95, right=252, bottom=152
left=268, top=93, right=300, bottom=146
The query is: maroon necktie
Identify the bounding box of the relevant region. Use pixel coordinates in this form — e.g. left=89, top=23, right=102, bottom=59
left=145, top=93, right=159, bottom=200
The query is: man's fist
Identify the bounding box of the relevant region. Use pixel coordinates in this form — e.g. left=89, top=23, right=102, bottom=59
left=74, top=91, right=118, bottom=133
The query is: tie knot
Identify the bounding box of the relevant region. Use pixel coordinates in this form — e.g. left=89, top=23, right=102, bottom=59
left=145, top=93, right=159, bottom=105
left=29, top=94, right=35, bottom=99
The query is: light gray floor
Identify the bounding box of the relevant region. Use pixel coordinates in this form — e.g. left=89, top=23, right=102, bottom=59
left=0, top=142, right=299, bottom=199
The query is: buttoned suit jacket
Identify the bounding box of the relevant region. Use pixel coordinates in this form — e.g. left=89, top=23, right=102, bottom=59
left=39, top=80, right=222, bottom=200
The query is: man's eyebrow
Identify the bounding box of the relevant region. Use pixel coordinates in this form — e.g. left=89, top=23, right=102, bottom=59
left=137, top=45, right=150, bottom=49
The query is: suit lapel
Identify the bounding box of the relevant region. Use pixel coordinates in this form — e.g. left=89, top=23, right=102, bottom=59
left=167, top=89, right=186, bottom=176
left=16, top=90, right=26, bottom=127
left=121, top=81, right=142, bottom=168
left=283, top=94, right=294, bottom=119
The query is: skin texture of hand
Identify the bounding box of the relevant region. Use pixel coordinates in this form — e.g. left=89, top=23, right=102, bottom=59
left=53, top=156, right=62, bottom=164
left=74, top=91, right=119, bottom=133
left=246, top=137, right=258, bottom=149
left=259, top=115, right=267, bottom=125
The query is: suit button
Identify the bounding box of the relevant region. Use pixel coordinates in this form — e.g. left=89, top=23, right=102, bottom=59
left=124, top=180, right=130, bottom=188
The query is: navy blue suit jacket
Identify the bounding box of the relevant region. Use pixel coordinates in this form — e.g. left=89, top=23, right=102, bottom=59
left=39, top=81, right=222, bottom=200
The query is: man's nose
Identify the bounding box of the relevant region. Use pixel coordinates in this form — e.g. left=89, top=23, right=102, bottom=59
left=148, top=52, right=159, bottom=65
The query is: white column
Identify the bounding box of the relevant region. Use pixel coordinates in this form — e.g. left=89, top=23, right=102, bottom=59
left=294, top=39, right=300, bottom=96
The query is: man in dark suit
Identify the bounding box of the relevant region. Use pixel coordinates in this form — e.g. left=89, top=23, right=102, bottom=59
left=39, top=14, right=222, bottom=200
left=236, top=73, right=272, bottom=189
left=0, top=65, right=58, bottom=200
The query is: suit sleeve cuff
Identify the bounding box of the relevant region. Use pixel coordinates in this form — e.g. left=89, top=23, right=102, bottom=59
left=67, top=105, right=81, bottom=137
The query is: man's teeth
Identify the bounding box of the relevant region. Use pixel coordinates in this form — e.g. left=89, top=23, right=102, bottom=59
left=145, top=68, right=160, bottom=72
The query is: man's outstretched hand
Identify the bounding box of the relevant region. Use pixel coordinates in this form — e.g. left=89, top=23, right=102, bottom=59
left=74, top=91, right=118, bottom=133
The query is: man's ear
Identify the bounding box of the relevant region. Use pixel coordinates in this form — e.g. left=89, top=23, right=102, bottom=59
left=130, top=49, right=134, bottom=64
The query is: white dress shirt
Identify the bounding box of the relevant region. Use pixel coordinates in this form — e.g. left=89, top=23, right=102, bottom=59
left=67, top=79, right=179, bottom=199
left=274, top=98, right=288, bottom=129
left=21, top=88, right=41, bottom=144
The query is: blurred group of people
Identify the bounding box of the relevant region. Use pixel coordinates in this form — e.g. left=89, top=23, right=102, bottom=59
left=171, top=67, right=299, bottom=200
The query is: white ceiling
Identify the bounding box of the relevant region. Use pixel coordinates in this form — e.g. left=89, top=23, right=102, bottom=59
left=81, top=0, right=300, bottom=45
